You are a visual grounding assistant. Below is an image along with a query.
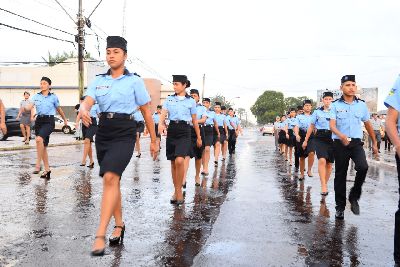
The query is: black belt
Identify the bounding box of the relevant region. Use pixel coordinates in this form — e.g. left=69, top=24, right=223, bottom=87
left=169, top=120, right=189, bottom=125
left=100, top=112, right=134, bottom=120
left=334, top=138, right=361, bottom=142
left=204, top=124, right=214, bottom=127
left=317, top=129, right=331, bottom=133
left=37, top=115, right=54, bottom=118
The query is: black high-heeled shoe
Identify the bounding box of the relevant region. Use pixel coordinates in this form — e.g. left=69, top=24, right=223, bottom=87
left=80, top=163, right=85, bottom=166
left=40, top=170, right=51, bottom=179
left=109, top=225, right=125, bottom=245
left=87, top=162, right=94, bottom=169
left=91, top=236, right=106, bottom=256
left=182, top=182, right=187, bottom=189
left=136, top=153, right=141, bottom=158
left=33, top=167, right=42, bottom=174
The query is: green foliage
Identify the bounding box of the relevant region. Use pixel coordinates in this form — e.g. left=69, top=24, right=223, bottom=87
left=41, top=51, right=93, bottom=66
left=209, top=94, right=233, bottom=109
left=251, top=90, right=285, bottom=124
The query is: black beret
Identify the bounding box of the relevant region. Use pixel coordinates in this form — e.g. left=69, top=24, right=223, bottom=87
left=157, top=105, right=162, bottom=109
left=322, top=91, right=334, bottom=98
left=221, top=106, right=227, bottom=110
left=203, top=98, right=211, bottom=102
left=228, top=108, right=234, bottom=111
left=172, top=75, right=188, bottom=83
left=341, top=75, right=356, bottom=84
left=303, top=99, right=312, bottom=105
left=41, top=76, right=51, bottom=85
left=186, top=80, right=191, bottom=88
left=106, top=36, right=127, bottom=51
left=214, top=102, right=222, bottom=106
left=190, top=89, right=199, bottom=95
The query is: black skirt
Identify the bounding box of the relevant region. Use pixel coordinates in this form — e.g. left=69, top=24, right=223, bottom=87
left=190, top=126, right=205, bottom=159
left=314, top=130, right=334, bottom=163
left=213, top=126, right=227, bottom=145
left=296, top=129, right=315, bottom=158
left=278, top=130, right=287, bottom=145
left=203, top=125, right=214, bottom=147
left=166, top=123, right=191, bottom=160
left=35, top=116, right=55, bottom=147
left=136, top=121, right=145, bottom=134
left=95, top=118, right=137, bottom=177
left=287, top=129, right=296, bottom=147
left=82, top=117, right=98, bottom=142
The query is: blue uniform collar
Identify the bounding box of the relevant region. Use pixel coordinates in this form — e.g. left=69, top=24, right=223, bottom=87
left=338, top=95, right=363, bottom=103
left=39, top=91, right=53, bottom=96
left=173, top=93, right=191, bottom=99
left=97, top=68, right=139, bottom=77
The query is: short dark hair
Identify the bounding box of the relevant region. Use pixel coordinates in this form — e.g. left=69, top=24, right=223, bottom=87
left=23, top=91, right=30, bottom=96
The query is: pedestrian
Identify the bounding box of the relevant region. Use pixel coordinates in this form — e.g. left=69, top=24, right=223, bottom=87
left=226, top=108, right=239, bottom=155
left=284, top=107, right=298, bottom=165
left=74, top=96, right=85, bottom=140
left=329, top=75, right=378, bottom=220
left=278, top=115, right=288, bottom=155
left=294, top=105, right=304, bottom=170
left=158, top=75, right=202, bottom=205
left=183, top=89, right=207, bottom=187
left=79, top=36, right=158, bottom=256
left=368, top=113, right=383, bottom=153
left=221, top=106, right=229, bottom=159
left=294, top=100, right=315, bottom=180
left=134, top=108, right=145, bottom=158
left=213, top=102, right=228, bottom=166
left=152, top=105, right=162, bottom=151
left=16, top=91, right=33, bottom=145
left=24, top=77, right=68, bottom=178
left=201, top=98, right=219, bottom=175
left=0, top=98, right=6, bottom=136
left=303, top=92, right=334, bottom=195
left=75, top=97, right=100, bottom=168
left=273, top=116, right=281, bottom=151
left=383, top=75, right=400, bottom=267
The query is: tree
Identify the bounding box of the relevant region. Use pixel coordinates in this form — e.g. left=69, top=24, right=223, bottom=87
left=210, top=94, right=233, bottom=109
left=42, top=51, right=93, bottom=66
left=284, top=96, right=317, bottom=112
left=250, top=90, right=285, bottom=124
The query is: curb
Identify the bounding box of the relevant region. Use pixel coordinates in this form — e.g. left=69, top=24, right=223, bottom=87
left=0, top=141, right=81, bottom=152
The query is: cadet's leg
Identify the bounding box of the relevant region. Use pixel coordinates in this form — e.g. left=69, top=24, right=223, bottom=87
left=195, top=158, right=202, bottom=184
left=88, top=143, right=94, bottom=164
left=318, top=158, right=327, bottom=192
left=174, top=156, right=185, bottom=200
left=394, top=154, right=400, bottom=264
left=183, top=156, right=190, bottom=186
left=20, top=124, right=26, bottom=140
left=308, top=152, right=315, bottom=176
left=349, top=143, right=369, bottom=201
left=26, top=125, right=31, bottom=142
left=35, top=136, right=45, bottom=170
left=289, top=146, right=293, bottom=165
left=203, top=146, right=211, bottom=173
left=135, top=134, right=141, bottom=154
left=111, top=186, right=123, bottom=237
left=42, top=146, right=50, bottom=171
left=333, top=141, right=351, bottom=211
left=82, top=138, right=90, bottom=164
left=294, top=145, right=299, bottom=169
left=299, top=157, right=305, bottom=178
left=214, top=141, right=221, bottom=162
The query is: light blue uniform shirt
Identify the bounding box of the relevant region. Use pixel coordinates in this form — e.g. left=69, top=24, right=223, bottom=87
left=311, top=108, right=333, bottom=130
left=273, top=121, right=281, bottom=130
left=205, top=110, right=216, bottom=125
left=85, top=69, right=150, bottom=114
left=384, top=75, right=400, bottom=132
left=330, top=96, right=370, bottom=139
left=133, top=109, right=144, bottom=122
left=31, top=92, right=60, bottom=115
left=195, top=103, right=207, bottom=121
left=214, top=114, right=226, bottom=127
left=279, top=121, right=288, bottom=130
left=153, top=113, right=160, bottom=124
left=226, top=116, right=239, bottom=130
left=162, top=94, right=196, bottom=121
left=296, top=114, right=313, bottom=131
left=286, top=117, right=298, bottom=130
left=89, top=104, right=100, bottom=118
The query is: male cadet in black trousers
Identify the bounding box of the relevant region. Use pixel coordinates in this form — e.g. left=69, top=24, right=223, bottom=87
left=329, top=75, right=378, bottom=220
left=294, top=105, right=304, bottom=171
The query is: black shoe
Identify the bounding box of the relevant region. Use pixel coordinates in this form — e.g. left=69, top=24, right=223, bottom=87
left=87, top=162, right=94, bottom=169
left=182, top=182, right=187, bottom=189
left=33, top=167, right=42, bottom=174
left=109, top=224, right=125, bottom=245
left=170, top=197, right=177, bottom=204
left=80, top=163, right=85, bottom=166
left=294, top=168, right=299, bottom=172
left=349, top=199, right=360, bottom=215
left=175, top=199, right=185, bottom=205
left=40, top=170, right=51, bottom=180
left=335, top=210, right=344, bottom=220
left=321, top=192, right=329, bottom=196
left=136, top=153, right=141, bottom=158
left=214, top=161, right=218, bottom=167
left=91, top=236, right=106, bottom=256
left=299, top=176, right=305, bottom=181
left=195, top=183, right=200, bottom=187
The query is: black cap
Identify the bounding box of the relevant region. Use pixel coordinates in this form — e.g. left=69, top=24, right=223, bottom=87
left=190, top=89, right=199, bottom=95
left=80, top=96, right=85, bottom=101
left=203, top=98, right=211, bottom=102
left=172, top=75, right=188, bottom=83
left=41, top=76, right=51, bottom=85
left=214, top=102, right=221, bottom=106
left=228, top=107, right=234, bottom=111
left=186, top=80, right=191, bottom=88
left=297, top=105, right=303, bottom=110
left=322, top=91, right=334, bottom=98
left=157, top=105, right=162, bottom=109
left=221, top=106, right=227, bottom=110
left=106, top=36, right=127, bottom=52
left=303, top=99, right=312, bottom=106
left=341, top=75, right=356, bottom=84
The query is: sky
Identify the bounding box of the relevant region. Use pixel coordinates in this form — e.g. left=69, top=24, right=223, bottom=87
left=1, top=0, right=400, bottom=121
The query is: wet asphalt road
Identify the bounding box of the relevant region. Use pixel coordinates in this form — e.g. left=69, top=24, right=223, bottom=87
left=0, top=130, right=397, bottom=266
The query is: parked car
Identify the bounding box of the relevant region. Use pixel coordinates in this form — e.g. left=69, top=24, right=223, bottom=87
left=1, top=108, right=35, bottom=141
left=54, top=116, right=76, bottom=134
left=261, top=124, right=274, bottom=136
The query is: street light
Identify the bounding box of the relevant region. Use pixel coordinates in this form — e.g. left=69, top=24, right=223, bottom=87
left=228, top=96, right=240, bottom=103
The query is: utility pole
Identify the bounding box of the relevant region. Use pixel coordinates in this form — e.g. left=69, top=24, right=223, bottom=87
left=201, top=74, right=205, bottom=99
left=77, top=0, right=85, bottom=99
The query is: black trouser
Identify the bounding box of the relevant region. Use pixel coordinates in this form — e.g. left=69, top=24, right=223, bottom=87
left=395, top=154, right=400, bottom=263
left=294, top=143, right=300, bottom=168
left=228, top=129, right=237, bottom=154
left=333, top=139, right=369, bottom=211
left=385, top=132, right=392, bottom=151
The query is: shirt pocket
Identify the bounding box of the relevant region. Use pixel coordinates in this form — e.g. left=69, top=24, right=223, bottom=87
left=95, top=88, right=111, bottom=104
left=337, top=112, right=348, bottom=120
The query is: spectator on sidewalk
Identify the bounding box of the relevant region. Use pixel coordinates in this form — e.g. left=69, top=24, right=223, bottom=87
left=368, top=113, right=383, bottom=153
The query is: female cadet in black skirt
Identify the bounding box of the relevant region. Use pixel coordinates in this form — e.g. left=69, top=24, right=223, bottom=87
left=201, top=98, right=219, bottom=175
left=153, top=105, right=162, bottom=151
left=213, top=102, right=228, bottom=166
left=158, top=75, right=202, bottom=205
left=284, top=108, right=298, bottom=165
left=278, top=114, right=288, bottom=155
left=25, top=76, right=68, bottom=179
left=79, top=36, right=158, bottom=256
left=302, top=91, right=334, bottom=195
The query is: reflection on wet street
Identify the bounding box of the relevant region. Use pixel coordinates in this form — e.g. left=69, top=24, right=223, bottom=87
left=0, top=130, right=397, bottom=266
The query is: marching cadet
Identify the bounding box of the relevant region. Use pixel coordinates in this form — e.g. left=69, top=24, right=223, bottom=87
left=183, top=89, right=207, bottom=187
left=158, top=75, right=202, bottom=205
left=329, top=75, right=378, bottom=220
left=133, top=108, right=145, bottom=158
left=303, top=92, right=334, bottom=195
left=221, top=106, right=229, bottom=159
left=202, top=98, right=219, bottom=175
left=153, top=105, right=162, bottom=151
left=213, top=102, right=228, bottom=166
left=278, top=115, right=288, bottom=155
left=25, top=77, right=68, bottom=179
left=0, top=98, right=7, bottom=136
left=79, top=36, right=158, bottom=256
left=273, top=116, right=281, bottom=151
left=226, top=108, right=239, bottom=155
left=294, top=105, right=304, bottom=171
left=284, top=108, right=298, bottom=165
left=75, top=97, right=101, bottom=168
left=383, top=75, right=400, bottom=267
left=294, top=100, right=315, bottom=180
left=368, top=113, right=383, bottom=153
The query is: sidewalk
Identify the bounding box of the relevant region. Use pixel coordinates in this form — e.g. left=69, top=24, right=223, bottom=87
left=365, top=147, right=397, bottom=168
left=0, top=133, right=80, bottom=151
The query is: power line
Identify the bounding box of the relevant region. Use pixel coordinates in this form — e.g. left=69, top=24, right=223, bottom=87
left=0, top=7, right=74, bottom=36
left=0, top=22, right=75, bottom=44
left=87, top=0, right=104, bottom=20
left=53, top=0, right=76, bottom=24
